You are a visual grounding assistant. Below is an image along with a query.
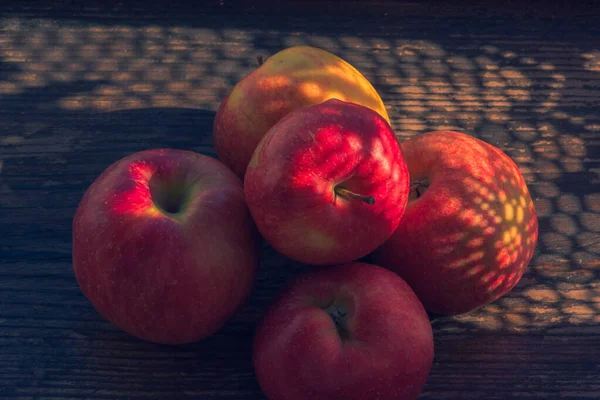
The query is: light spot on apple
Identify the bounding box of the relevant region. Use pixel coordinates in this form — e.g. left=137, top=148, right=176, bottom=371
left=480, top=271, right=497, bottom=284
left=499, top=190, right=508, bottom=203
left=466, top=264, right=485, bottom=277
left=503, top=230, right=512, bottom=245
left=496, top=248, right=512, bottom=269
left=145, top=206, right=162, bottom=218
left=519, top=195, right=528, bottom=208
left=458, top=209, right=477, bottom=224
left=467, top=237, right=485, bottom=248
left=263, top=99, right=287, bottom=113
left=369, top=137, right=392, bottom=174
left=130, top=161, right=155, bottom=181
left=516, top=205, right=525, bottom=223
left=428, top=188, right=459, bottom=214
left=391, top=164, right=400, bottom=182
left=510, top=226, right=518, bottom=239
left=510, top=249, right=519, bottom=263
left=300, top=82, right=322, bottom=99
left=258, top=75, right=291, bottom=90
left=448, top=250, right=485, bottom=269
left=306, top=230, right=336, bottom=252
left=346, top=133, right=362, bottom=153
left=371, top=136, right=385, bottom=157
left=514, top=232, right=523, bottom=247
left=504, top=203, right=514, bottom=221
left=488, top=275, right=506, bottom=292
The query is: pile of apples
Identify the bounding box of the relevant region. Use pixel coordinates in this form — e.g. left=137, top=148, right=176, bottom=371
left=72, top=46, right=538, bottom=400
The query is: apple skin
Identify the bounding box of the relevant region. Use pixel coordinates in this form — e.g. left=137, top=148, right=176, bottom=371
left=253, top=262, right=434, bottom=400
left=72, top=149, right=259, bottom=344
left=213, top=45, right=390, bottom=178
left=244, top=98, right=410, bottom=266
left=372, top=130, right=539, bottom=315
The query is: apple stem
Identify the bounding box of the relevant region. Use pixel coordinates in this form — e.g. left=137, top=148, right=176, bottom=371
left=411, top=183, right=423, bottom=199
left=325, top=304, right=351, bottom=341
left=257, top=55, right=264, bottom=66
left=334, top=186, right=375, bottom=205
left=409, top=179, right=430, bottom=200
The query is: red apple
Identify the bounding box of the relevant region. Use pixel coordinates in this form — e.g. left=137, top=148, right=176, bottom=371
left=72, top=149, right=259, bottom=344
left=213, top=45, right=391, bottom=179
left=244, top=98, right=410, bottom=266
left=373, top=130, right=539, bottom=315
left=253, top=262, right=434, bottom=400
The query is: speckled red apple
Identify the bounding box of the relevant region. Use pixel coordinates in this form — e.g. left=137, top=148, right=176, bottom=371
left=72, top=149, right=259, bottom=344
left=244, top=99, right=410, bottom=266
left=373, top=130, right=539, bottom=315
left=253, top=262, right=434, bottom=400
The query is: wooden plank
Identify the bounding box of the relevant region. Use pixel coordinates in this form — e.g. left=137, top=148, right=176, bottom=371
left=1, top=2, right=599, bottom=399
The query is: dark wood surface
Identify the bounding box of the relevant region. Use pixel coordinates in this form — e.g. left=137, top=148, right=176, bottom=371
left=1, top=2, right=599, bottom=399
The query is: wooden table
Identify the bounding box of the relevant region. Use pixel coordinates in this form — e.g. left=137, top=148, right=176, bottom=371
left=2, top=2, right=599, bottom=399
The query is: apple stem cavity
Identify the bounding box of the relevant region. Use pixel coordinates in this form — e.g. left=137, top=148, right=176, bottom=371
left=334, top=186, right=375, bottom=205
left=149, top=178, right=192, bottom=217
left=409, top=179, right=430, bottom=201
left=325, top=303, right=351, bottom=341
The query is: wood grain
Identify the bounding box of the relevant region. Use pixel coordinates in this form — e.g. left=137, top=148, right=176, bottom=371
left=1, top=2, right=599, bottom=399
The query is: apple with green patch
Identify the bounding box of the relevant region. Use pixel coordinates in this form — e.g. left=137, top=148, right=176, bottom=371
left=244, top=98, right=409, bottom=266
left=253, top=262, right=434, bottom=400
left=72, top=149, right=259, bottom=344
left=213, top=45, right=390, bottom=178
left=373, top=130, right=539, bottom=315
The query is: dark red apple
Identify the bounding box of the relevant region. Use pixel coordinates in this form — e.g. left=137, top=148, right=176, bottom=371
left=72, top=149, right=259, bottom=344
left=253, top=262, right=434, bottom=400
left=373, top=130, right=539, bottom=315
left=244, top=98, right=410, bottom=266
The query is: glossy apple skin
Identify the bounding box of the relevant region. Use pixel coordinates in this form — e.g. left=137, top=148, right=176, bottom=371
left=373, top=130, right=539, bottom=315
left=72, top=149, right=259, bottom=344
left=253, top=262, right=434, bottom=400
left=213, top=45, right=390, bottom=178
left=244, top=99, right=410, bottom=266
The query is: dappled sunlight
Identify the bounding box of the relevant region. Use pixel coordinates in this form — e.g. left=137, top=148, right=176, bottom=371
left=1, top=25, right=257, bottom=113
left=582, top=51, right=600, bottom=72
left=1, top=17, right=598, bottom=333
left=319, top=35, right=600, bottom=332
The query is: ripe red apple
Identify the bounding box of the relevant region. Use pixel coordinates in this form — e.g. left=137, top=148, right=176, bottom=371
left=213, top=45, right=390, bottom=178
left=244, top=98, right=410, bottom=266
left=373, top=130, right=539, bottom=315
left=72, top=149, right=259, bottom=344
left=253, top=262, right=434, bottom=400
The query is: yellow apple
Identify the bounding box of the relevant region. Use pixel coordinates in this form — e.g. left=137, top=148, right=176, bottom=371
left=213, top=46, right=390, bottom=178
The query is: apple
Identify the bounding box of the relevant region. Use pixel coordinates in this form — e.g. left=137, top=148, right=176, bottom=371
left=213, top=45, right=390, bottom=178
left=373, top=130, right=539, bottom=315
left=253, top=262, right=434, bottom=400
left=244, top=98, right=410, bottom=266
left=72, top=149, right=259, bottom=344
